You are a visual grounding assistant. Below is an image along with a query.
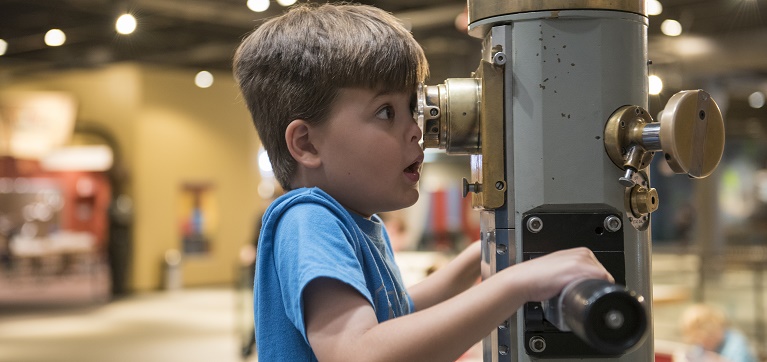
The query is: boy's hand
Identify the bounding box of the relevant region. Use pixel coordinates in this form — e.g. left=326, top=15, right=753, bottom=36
left=512, top=247, right=614, bottom=302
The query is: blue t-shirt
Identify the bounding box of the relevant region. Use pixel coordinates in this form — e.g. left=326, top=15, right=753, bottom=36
left=718, top=329, right=757, bottom=362
left=254, top=187, right=413, bottom=361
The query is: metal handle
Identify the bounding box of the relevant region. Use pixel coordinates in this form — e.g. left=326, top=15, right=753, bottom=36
left=604, top=90, right=725, bottom=183
left=543, top=279, right=648, bottom=355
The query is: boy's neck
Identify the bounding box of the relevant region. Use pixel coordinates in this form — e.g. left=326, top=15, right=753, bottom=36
left=290, top=183, right=374, bottom=220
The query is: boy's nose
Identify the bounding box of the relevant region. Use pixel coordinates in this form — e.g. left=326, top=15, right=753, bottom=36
left=408, top=121, right=422, bottom=144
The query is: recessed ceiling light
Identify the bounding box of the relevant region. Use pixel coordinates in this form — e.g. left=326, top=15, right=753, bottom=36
left=649, top=75, right=663, bottom=95
left=195, top=71, right=214, bottom=88
left=44, top=29, right=66, bottom=46
left=646, top=0, right=663, bottom=16
left=247, top=0, right=269, bottom=12
left=661, top=19, right=682, bottom=36
left=116, top=14, right=137, bottom=35
left=748, top=91, right=765, bottom=109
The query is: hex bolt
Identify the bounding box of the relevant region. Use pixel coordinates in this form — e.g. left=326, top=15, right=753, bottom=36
left=527, top=216, right=543, bottom=233
left=604, top=215, right=622, bottom=232
left=529, top=336, right=547, bottom=353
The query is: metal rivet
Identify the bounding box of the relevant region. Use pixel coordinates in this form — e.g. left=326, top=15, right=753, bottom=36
left=527, top=216, right=543, bottom=233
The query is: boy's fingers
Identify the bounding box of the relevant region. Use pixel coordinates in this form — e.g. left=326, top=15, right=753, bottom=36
left=576, top=247, right=615, bottom=283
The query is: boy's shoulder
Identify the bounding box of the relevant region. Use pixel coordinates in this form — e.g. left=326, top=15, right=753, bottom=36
left=268, top=187, right=337, bottom=211
left=264, top=187, right=349, bottom=225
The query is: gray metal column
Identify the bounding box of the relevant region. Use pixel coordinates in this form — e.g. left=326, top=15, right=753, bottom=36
left=475, top=9, right=652, bottom=361
left=418, top=1, right=723, bottom=360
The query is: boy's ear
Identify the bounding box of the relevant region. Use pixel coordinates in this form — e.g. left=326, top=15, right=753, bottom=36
left=285, top=119, right=321, bottom=169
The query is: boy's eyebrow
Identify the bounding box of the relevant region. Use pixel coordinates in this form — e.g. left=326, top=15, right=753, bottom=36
left=372, top=90, right=396, bottom=98
left=372, top=89, right=414, bottom=100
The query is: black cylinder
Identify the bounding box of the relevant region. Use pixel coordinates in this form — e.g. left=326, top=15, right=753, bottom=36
left=561, top=279, right=648, bottom=355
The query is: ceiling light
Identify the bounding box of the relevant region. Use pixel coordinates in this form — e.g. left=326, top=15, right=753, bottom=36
left=116, top=13, right=137, bottom=35
left=41, top=145, right=114, bottom=172
left=276, top=0, right=297, bottom=6
left=247, top=0, right=270, bottom=12
left=748, top=91, right=765, bottom=109
left=646, top=0, right=663, bottom=16
left=673, top=36, right=715, bottom=57
left=44, top=29, right=66, bottom=47
left=195, top=71, right=214, bottom=88
left=660, top=19, right=682, bottom=36
left=258, top=147, right=273, bottom=175
left=0, top=39, right=7, bottom=56
left=258, top=180, right=275, bottom=199
left=649, top=75, right=663, bottom=95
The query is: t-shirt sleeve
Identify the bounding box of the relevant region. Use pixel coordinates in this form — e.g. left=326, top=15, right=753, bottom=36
left=272, top=203, right=372, bottom=344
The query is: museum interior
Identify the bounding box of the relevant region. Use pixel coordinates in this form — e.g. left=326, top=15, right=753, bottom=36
left=0, top=0, right=766, bottom=361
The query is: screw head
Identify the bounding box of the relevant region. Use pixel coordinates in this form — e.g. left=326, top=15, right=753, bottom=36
left=604, top=215, right=622, bottom=232
left=529, top=336, right=546, bottom=353
left=492, top=52, right=507, bottom=65
left=527, top=216, right=543, bottom=233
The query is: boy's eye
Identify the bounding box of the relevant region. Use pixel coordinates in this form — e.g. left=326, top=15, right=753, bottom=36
left=375, top=106, right=395, bottom=120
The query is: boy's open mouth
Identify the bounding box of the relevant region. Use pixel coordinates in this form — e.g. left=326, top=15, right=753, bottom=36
left=403, top=156, right=423, bottom=181
left=404, top=161, right=420, bottom=174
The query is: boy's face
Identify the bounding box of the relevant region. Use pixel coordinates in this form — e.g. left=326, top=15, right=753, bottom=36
left=311, top=87, right=423, bottom=217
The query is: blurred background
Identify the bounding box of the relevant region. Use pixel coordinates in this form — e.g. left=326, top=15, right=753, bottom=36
left=0, top=0, right=765, bottom=361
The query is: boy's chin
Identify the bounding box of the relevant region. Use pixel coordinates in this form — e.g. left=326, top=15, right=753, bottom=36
left=397, top=190, right=420, bottom=209
left=375, top=193, right=419, bottom=214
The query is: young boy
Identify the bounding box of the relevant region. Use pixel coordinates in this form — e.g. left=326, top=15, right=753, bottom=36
left=233, top=3, right=613, bottom=361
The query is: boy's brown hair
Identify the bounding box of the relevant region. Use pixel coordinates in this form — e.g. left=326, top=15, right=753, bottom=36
left=233, top=3, right=429, bottom=190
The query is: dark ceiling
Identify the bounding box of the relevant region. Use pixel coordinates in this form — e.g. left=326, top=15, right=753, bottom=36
left=0, top=0, right=472, bottom=72
left=1, top=0, right=766, bottom=137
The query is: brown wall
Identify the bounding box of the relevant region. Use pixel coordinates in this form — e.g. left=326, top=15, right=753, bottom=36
left=1, top=63, right=263, bottom=291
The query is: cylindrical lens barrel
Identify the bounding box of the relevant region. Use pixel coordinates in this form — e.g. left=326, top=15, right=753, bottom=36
left=561, top=279, right=648, bottom=355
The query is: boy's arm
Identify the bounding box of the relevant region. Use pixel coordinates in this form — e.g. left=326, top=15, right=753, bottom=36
left=304, top=247, right=613, bottom=362
left=407, top=241, right=481, bottom=311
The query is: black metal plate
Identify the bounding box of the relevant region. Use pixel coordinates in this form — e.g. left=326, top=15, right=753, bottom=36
left=521, top=205, right=626, bottom=358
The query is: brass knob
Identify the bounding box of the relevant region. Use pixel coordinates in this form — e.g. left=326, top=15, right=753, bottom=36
left=628, top=186, right=658, bottom=217
left=604, top=90, right=725, bottom=186
left=658, top=90, right=725, bottom=179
